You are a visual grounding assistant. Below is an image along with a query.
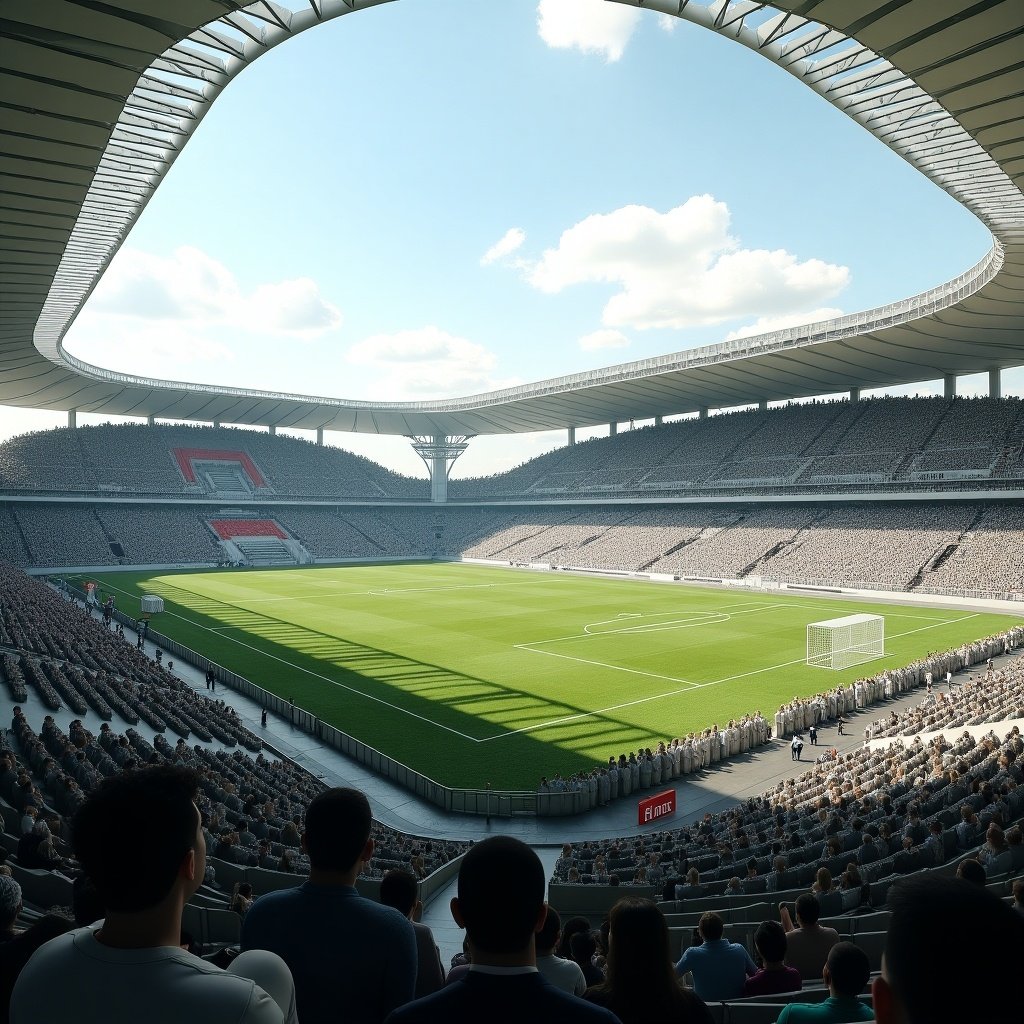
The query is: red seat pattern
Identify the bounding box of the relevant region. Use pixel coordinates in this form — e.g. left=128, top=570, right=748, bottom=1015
left=173, top=447, right=266, bottom=486
left=209, top=519, right=287, bottom=540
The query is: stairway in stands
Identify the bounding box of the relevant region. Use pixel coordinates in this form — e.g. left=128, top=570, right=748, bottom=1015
left=233, top=537, right=296, bottom=566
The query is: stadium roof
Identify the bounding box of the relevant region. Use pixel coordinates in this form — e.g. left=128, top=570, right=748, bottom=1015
left=1, top=1, right=1022, bottom=437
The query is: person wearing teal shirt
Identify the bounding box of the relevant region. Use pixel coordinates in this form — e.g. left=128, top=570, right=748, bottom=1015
left=776, top=942, right=873, bottom=1024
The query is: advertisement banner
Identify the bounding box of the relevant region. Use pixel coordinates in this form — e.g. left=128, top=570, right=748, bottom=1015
left=637, top=788, right=677, bottom=826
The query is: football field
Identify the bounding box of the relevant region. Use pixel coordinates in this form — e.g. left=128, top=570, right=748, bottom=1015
left=74, top=563, right=1021, bottom=790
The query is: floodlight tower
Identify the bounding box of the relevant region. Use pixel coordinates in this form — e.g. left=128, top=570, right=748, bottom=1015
left=409, top=434, right=473, bottom=503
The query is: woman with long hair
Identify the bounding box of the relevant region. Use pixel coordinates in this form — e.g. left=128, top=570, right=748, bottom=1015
left=584, top=897, right=713, bottom=1024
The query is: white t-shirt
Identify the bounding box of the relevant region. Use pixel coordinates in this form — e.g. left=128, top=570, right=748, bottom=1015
left=11, top=924, right=286, bottom=1024
left=536, top=953, right=587, bottom=996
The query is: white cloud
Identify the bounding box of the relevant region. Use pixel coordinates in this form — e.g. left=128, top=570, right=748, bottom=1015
left=578, top=328, right=630, bottom=351
left=658, top=14, right=677, bottom=33
left=89, top=245, right=342, bottom=338
left=346, top=326, right=520, bottom=400
left=724, top=307, right=844, bottom=341
left=481, top=227, right=526, bottom=266
left=527, top=194, right=850, bottom=330
left=536, top=0, right=641, bottom=62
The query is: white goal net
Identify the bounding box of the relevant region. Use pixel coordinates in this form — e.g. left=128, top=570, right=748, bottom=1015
left=807, top=613, right=885, bottom=670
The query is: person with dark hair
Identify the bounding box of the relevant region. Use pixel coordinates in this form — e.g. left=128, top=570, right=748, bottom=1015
left=380, top=869, right=445, bottom=999
left=242, top=787, right=417, bottom=1024
left=385, top=837, right=618, bottom=1023
left=556, top=915, right=593, bottom=961
left=872, top=876, right=1024, bottom=1024
left=742, top=920, right=802, bottom=996
left=954, top=856, right=986, bottom=887
left=534, top=906, right=586, bottom=995
left=587, top=898, right=713, bottom=1024
left=776, top=942, right=872, bottom=1022
left=10, top=765, right=296, bottom=1024
left=779, top=893, right=839, bottom=981
left=569, top=931, right=605, bottom=988
left=674, top=911, right=756, bottom=1001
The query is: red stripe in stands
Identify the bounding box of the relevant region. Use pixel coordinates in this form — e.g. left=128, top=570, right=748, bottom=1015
left=209, top=519, right=287, bottom=540
left=173, top=448, right=266, bottom=486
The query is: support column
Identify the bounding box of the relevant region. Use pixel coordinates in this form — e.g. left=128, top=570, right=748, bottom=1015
left=850, top=388, right=861, bottom=403
left=699, top=407, right=708, bottom=420
left=654, top=415, right=663, bottom=427
left=409, top=435, right=473, bottom=504
left=989, top=368, right=1001, bottom=399
left=147, top=415, right=155, bottom=426
left=609, top=422, right=617, bottom=437
left=567, top=427, right=576, bottom=446
left=67, top=409, right=77, bottom=429
left=213, top=418, right=221, bottom=429
left=943, top=373, right=956, bottom=399
left=758, top=398, right=768, bottom=411
left=269, top=425, right=277, bottom=436
left=316, top=428, right=324, bottom=447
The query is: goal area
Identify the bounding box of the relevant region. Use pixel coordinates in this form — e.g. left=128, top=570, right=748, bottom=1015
left=806, top=613, right=885, bottom=670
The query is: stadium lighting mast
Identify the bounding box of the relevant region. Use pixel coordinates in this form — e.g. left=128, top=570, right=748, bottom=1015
left=408, top=435, right=473, bottom=503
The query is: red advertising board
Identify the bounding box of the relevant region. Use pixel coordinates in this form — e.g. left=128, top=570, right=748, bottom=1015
left=638, top=788, right=676, bottom=826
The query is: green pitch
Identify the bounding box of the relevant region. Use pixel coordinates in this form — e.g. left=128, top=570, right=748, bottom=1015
left=73, top=563, right=1021, bottom=791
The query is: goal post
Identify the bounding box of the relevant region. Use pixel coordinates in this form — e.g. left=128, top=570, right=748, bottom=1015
left=807, top=613, right=885, bottom=670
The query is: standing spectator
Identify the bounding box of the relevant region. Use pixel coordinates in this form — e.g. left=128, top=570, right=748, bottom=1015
left=742, top=921, right=802, bottom=997
left=242, top=787, right=417, bottom=1024
left=675, top=912, right=756, bottom=1001
left=10, top=766, right=296, bottom=1024
left=776, top=942, right=872, bottom=1023
left=779, top=894, right=840, bottom=981
left=384, top=837, right=618, bottom=1024
left=791, top=735, right=804, bottom=761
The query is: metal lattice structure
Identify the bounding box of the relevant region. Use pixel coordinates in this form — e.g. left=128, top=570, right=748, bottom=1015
left=807, top=613, right=885, bottom=670
left=1, top=2, right=1022, bottom=436
left=409, top=435, right=473, bottom=502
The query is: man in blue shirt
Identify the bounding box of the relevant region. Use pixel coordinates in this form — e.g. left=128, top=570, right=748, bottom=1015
left=242, top=788, right=417, bottom=1024
left=675, top=912, right=756, bottom=1000
left=776, top=942, right=873, bottom=1023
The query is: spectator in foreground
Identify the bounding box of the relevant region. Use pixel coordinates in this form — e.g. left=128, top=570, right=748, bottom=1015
left=780, top=894, right=839, bottom=981
left=871, top=876, right=1024, bottom=1024
left=586, top=898, right=712, bottom=1024
left=385, top=836, right=618, bottom=1024
left=675, top=911, right=756, bottom=1001
left=380, top=869, right=446, bottom=999
left=742, top=920, right=802, bottom=997
left=954, top=857, right=986, bottom=887
left=569, top=930, right=605, bottom=988
left=776, top=942, right=872, bottom=1023
left=10, top=766, right=296, bottom=1024
left=534, top=906, right=586, bottom=996
left=242, top=787, right=417, bottom=1024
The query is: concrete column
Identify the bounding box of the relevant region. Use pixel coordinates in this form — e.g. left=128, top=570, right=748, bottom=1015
left=699, top=407, right=708, bottom=420
left=429, top=433, right=447, bottom=504
left=989, top=368, right=1001, bottom=399
left=316, top=428, right=324, bottom=446
left=567, top=427, right=575, bottom=446
left=147, top=415, right=155, bottom=426
left=758, top=399, right=768, bottom=411
left=850, top=388, right=861, bottom=403
left=269, top=425, right=277, bottom=436
left=67, top=409, right=77, bottom=429
left=943, top=373, right=956, bottom=399
left=609, top=422, right=618, bottom=437
left=654, top=415, right=663, bottom=426
left=213, top=419, right=222, bottom=429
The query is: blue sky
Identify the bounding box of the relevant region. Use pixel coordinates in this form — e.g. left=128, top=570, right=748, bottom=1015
left=2, top=0, right=1010, bottom=477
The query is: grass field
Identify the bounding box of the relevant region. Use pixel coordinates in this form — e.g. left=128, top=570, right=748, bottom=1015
left=71, top=563, right=1022, bottom=790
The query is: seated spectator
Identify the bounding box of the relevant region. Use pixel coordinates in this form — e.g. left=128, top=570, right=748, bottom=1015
left=10, top=765, right=297, bottom=1024
left=385, top=836, right=618, bottom=1023
left=742, top=921, right=802, bottom=997
left=1012, top=879, right=1024, bottom=917
left=871, top=876, right=1024, bottom=1024
left=779, top=894, right=840, bottom=981
left=978, top=824, right=1013, bottom=875
left=675, top=911, right=756, bottom=1001
left=811, top=868, right=833, bottom=895
left=380, top=869, right=446, bottom=1000
left=586, top=897, right=713, bottom=1024
left=776, top=942, right=872, bottom=1023
left=231, top=883, right=254, bottom=918
left=675, top=867, right=701, bottom=901
left=555, top=916, right=593, bottom=961
left=533, top=906, right=586, bottom=996
left=1006, top=825, right=1024, bottom=870
left=569, top=931, right=605, bottom=988
left=954, top=857, right=986, bottom=887
left=0, top=879, right=22, bottom=943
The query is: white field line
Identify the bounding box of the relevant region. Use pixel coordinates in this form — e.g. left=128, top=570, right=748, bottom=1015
left=96, top=580, right=484, bottom=743
left=483, top=613, right=981, bottom=742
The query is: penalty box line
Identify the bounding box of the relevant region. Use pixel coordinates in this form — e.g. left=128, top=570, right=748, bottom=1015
left=483, top=612, right=981, bottom=743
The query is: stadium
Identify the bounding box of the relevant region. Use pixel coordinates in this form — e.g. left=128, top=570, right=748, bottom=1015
left=0, top=3, right=1022, bottom=1023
